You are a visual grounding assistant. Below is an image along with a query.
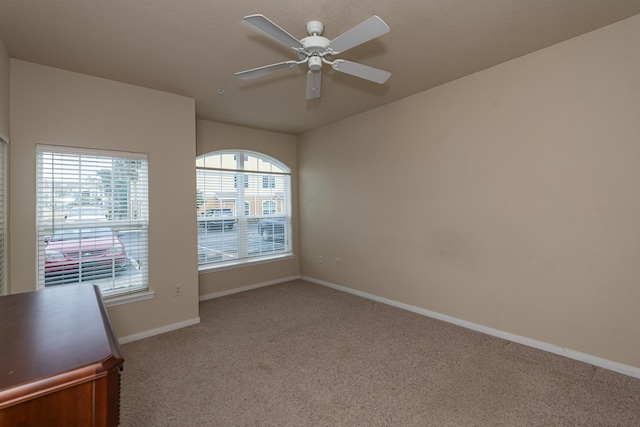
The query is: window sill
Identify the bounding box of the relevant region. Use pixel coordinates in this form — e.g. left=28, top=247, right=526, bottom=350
left=105, top=290, right=155, bottom=307
left=198, top=253, right=296, bottom=274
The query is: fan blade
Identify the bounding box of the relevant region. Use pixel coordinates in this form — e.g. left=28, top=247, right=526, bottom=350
left=328, top=16, right=390, bottom=54
left=306, top=70, right=322, bottom=99
left=331, top=59, right=391, bottom=84
left=244, top=14, right=304, bottom=50
left=235, top=61, right=298, bottom=80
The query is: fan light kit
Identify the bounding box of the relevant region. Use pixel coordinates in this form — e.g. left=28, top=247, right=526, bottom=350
left=236, top=14, right=391, bottom=100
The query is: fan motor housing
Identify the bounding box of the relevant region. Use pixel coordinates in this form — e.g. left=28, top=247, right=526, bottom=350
left=298, top=35, right=331, bottom=60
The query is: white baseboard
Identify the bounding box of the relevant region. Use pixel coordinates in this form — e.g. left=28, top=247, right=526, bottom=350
left=301, top=276, right=640, bottom=380
left=198, top=275, right=301, bottom=301
left=118, top=317, right=201, bottom=345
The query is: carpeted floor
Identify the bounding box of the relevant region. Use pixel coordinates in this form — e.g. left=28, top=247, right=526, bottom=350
left=120, top=280, right=640, bottom=426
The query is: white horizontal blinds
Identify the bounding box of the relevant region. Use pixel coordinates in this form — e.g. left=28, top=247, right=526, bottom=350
left=196, top=167, right=239, bottom=264
left=36, top=145, right=149, bottom=296
left=0, top=138, right=5, bottom=295
left=196, top=150, right=292, bottom=266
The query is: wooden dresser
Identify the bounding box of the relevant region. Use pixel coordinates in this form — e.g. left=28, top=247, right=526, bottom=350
left=0, top=285, right=124, bottom=426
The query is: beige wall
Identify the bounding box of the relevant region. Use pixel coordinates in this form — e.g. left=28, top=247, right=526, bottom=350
left=9, top=60, right=199, bottom=339
left=196, top=120, right=299, bottom=296
left=0, top=36, right=8, bottom=139
left=298, top=15, right=640, bottom=368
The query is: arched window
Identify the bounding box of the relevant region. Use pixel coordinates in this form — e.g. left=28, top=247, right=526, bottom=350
left=262, top=200, right=276, bottom=215
left=196, top=150, right=292, bottom=268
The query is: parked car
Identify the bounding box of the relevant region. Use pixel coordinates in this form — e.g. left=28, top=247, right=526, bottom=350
left=64, top=206, right=108, bottom=222
left=258, top=216, right=285, bottom=241
left=44, top=226, right=127, bottom=285
left=115, top=229, right=146, bottom=270
left=199, top=208, right=236, bottom=230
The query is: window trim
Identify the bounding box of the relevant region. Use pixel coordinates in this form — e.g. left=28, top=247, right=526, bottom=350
left=198, top=253, right=296, bottom=273
left=105, top=289, right=155, bottom=307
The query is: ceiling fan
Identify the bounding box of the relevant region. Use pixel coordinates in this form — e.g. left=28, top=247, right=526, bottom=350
left=235, top=14, right=391, bottom=100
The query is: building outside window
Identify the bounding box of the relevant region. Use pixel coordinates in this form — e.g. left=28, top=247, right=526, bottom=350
left=36, top=145, right=149, bottom=297
left=262, top=175, right=276, bottom=189
left=196, top=150, right=292, bottom=268
left=262, top=200, right=276, bottom=215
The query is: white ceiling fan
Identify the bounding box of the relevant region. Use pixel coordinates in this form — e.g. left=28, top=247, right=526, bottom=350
left=235, top=14, right=391, bottom=100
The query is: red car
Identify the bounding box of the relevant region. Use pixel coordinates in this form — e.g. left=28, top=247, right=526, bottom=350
left=44, top=227, right=127, bottom=286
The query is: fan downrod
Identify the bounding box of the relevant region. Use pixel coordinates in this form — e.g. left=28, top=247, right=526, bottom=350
left=306, top=20, right=324, bottom=36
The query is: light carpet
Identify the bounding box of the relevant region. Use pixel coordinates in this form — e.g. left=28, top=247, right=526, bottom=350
left=120, top=280, right=640, bottom=426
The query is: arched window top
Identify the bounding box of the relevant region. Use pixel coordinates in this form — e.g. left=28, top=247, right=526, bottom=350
left=196, top=150, right=290, bottom=174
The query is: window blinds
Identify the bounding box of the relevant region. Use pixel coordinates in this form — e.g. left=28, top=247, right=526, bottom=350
left=36, top=145, right=149, bottom=296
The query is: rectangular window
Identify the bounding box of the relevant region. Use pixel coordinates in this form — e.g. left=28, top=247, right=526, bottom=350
left=262, top=175, right=276, bottom=189
left=36, top=145, right=149, bottom=297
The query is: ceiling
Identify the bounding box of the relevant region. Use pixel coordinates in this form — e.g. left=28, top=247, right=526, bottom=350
left=1, top=1, right=639, bottom=135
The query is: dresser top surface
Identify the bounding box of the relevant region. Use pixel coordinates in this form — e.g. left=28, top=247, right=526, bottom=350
left=0, top=285, right=123, bottom=393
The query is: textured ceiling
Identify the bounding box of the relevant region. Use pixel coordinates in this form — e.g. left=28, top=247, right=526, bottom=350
left=1, top=0, right=639, bottom=135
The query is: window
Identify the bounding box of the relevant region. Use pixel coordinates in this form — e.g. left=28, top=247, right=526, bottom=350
left=196, top=150, right=292, bottom=268
left=262, top=175, right=276, bottom=188
left=36, top=145, right=149, bottom=297
left=262, top=200, right=276, bottom=215
left=0, top=136, right=6, bottom=296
